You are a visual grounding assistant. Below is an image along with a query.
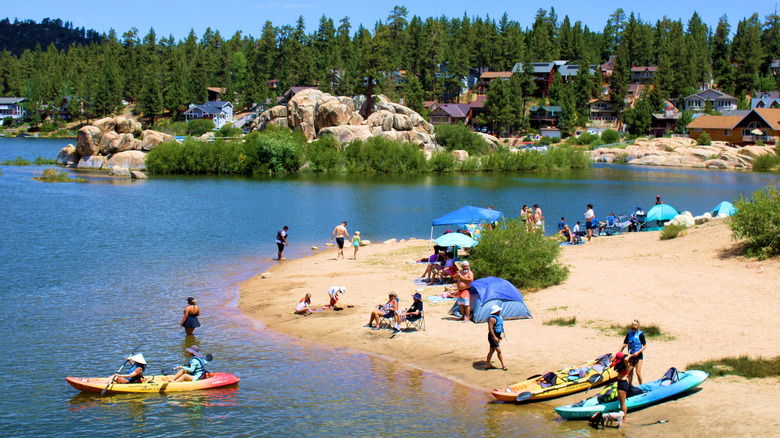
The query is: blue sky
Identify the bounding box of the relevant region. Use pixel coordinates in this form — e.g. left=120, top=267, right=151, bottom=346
left=5, top=1, right=778, bottom=40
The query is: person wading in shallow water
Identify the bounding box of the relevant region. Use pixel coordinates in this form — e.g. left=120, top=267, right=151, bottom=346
left=276, top=226, right=289, bottom=261
left=330, top=221, right=350, bottom=260
left=180, top=297, right=201, bottom=336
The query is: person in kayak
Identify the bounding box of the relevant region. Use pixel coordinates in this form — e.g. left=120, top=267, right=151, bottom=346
left=612, top=352, right=638, bottom=421
left=166, top=346, right=207, bottom=382
left=485, top=305, right=507, bottom=371
left=180, top=297, right=201, bottom=336
left=112, top=354, right=146, bottom=384
left=619, top=320, right=647, bottom=385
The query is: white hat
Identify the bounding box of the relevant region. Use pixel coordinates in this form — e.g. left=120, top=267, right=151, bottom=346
left=489, top=304, right=502, bottom=314
left=127, top=353, right=146, bottom=365
left=340, top=286, right=346, bottom=293
left=462, top=261, right=470, bottom=267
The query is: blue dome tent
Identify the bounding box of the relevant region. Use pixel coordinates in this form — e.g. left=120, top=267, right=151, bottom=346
left=449, top=277, right=532, bottom=323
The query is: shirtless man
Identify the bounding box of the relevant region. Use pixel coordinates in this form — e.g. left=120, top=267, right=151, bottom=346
left=454, top=261, right=474, bottom=321
left=330, top=221, right=350, bottom=260
left=533, top=204, right=543, bottom=231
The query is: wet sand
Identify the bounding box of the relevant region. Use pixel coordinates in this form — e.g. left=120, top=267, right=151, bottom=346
left=239, top=220, right=780, bottom=436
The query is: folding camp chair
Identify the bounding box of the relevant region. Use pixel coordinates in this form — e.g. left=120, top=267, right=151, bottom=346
left=403, top=312, right=425, bottom=332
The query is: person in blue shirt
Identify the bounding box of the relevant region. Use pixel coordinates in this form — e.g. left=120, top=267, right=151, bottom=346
left=618, top=320, right=647, bottom=385
left=112, top=354, right=146, bottom=384
left=485, top=305, right=507, bottom=371
left=165, top=345, right=207, bottom=382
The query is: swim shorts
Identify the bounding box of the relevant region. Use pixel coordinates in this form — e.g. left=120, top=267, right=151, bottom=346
left=457, top=297, right=469, bottom=306
left=488, top=332, right=502, bottom=349
left=336, top=237, right=345, bottom=248
left=277, top=242, right=285, bottom=253
left=617, top=380, right=630, bottom=392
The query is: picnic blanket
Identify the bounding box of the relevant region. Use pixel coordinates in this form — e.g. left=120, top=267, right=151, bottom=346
left=427, top=294, right=456, bottom=304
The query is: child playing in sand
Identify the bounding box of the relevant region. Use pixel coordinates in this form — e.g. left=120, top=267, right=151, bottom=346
left=352, top=231, right=360, bottom=259
left=328, top=286, right=346, bottom=309
left=295, top=293, right=313, bottom=315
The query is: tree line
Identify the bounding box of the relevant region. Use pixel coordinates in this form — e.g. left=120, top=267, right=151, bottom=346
left=0, top=7, right=778, bottom=130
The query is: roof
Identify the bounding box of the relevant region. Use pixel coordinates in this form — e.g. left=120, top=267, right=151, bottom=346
left=631, top=66, right=658, bottom=72
left=720, top=110, right=751, bottom=117
left=435, top=103, right=470, bottom=118
left=185, top=101, right=232, bottom=115
left=206, top=87, right=226, bottom=93
left=754, top=108, right=780, bottom=130
left=0, top=97, right=25, bottom=104
left=529, top=105, right=562, bottom=113
left=479, top=71, right=513, bottom=79
left=511, top=62, right=556, bottom=74
left=469, top=96, right=487, bottom=109
left=651, top=112, right=682, bottom=120
left=686, top=115, right=743, bottom=129
left=685, top=89, right=737, bottom=101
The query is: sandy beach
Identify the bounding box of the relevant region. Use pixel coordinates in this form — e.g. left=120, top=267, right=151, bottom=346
left=239, top=220, right=780, bottom=436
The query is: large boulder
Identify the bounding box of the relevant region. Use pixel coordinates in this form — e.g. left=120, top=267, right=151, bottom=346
left=703, top=159, right=730, bottom=169
left=453, top=150, right=469, bottom=162
left=76, top=126, right=102, bottom=156
left=141, top=130, right=175, bottom=151
left=57, top=144, right=79, bottom=167
left=93, top=117, right=117, bottom=134
left=106, top=150, right=146, bottom=170
left=667, top=213, right=695, bottom=228
left=108, top=166, right=132, bottom=178
left=77, top=155, right=107, bottom=169
left=318, top=125, right=373, bottom=144
left=115, top=116, right=131, bottom=134
left=98, top=131, right=121, bottom=155
left=315, top=98, right=360, bottom=130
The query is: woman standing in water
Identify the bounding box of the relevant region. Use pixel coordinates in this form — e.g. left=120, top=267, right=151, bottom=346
left=180, top=297, right=201, bottom=336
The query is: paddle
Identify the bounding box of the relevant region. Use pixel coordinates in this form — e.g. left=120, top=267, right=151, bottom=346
left=101, top=344, right=141, bottom=395
left=583, top=373, right=605, bottom=397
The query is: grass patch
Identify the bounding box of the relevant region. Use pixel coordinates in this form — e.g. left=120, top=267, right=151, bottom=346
left=611, top=323, right=663, bottom=338
left=752, top=153, right=780, bottom=171
left=613, top=152, right=629, bottom=164
left=2, top=156, right=58, bottom=166
left=546, top=306, right=569, bottom=312
left=32, top=168, right=85, bottom=183
left=660, top=223, right=688, bottom=240
left=543, top=316, right=577, bottom=326
left=686, top=355, right=780, bottom=378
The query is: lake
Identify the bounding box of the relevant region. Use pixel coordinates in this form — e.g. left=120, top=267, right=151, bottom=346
left=1, top=137, right=776, bottom=436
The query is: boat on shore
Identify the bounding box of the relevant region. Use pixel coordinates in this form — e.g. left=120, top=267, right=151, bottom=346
left=65, top=372, right=240, bottom=394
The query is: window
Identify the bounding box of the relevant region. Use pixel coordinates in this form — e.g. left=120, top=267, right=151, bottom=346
left=694, top=128, right=702, bottom=132
left=724, top=129, right=730, bottom=136
left=690, top=100, right=701, bottom=107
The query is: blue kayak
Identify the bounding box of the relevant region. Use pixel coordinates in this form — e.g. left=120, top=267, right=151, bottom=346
left=555, top=368, right=708, bottom=419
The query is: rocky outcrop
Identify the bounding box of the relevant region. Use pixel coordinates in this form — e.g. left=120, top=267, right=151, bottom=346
left=249, top=90, right=438, bottom=152
left=58, top=116, right=175, bottom=173
left=590, top=137, right=776, bottom=170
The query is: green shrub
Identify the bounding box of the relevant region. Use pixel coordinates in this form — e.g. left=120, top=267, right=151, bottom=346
left=730, top=186, right=780, bottom=259
left=154, top=120, right=188, bottom=136
left=575, top=132, right=600, bottom=145
left=613, top=153, right=629, bottom=164
left=467, top=218, right=569, bottom=290
left=479, top=147, right=589, bottom=172
left=32, top=168, right=85, bottom=183
left=660, top=223, right=688, bottom=240
left=2, top=116, right=13, bottom=126
left=304, top=135, right=342, bottom=172
left=343, top=136, right=428, bottom=173
left=434, top=123, right=490, bottom=156
left=38, top=122, right=59, bottom=133
left=589, top=139, right=605, bottom=149
left=755, top=138, right=765, bottom=146
left=428, top=150, right=456, bottom=172
left=458, top=156, right=482, bottom=172
left=538, top=136, right=553, bottom=146
left=752, top=153, right=780, bottom=171
left=186, top=119, right=216, bottom=136
left=686, top=355, right=780, bottom=378
left=697, top=131, right=712, bottom=145
left=215, top=124, right=243, bottom=138
left=2, top=156, right=31, bottom=165
left=611, top=323, right=663, bottom=338
left=543, top=316, right=577, bottom=326
left=601, top=129, right=620, bottom=144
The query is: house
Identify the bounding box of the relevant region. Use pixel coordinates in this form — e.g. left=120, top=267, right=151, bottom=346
left=540, top=127, right=562, bottom=139
left=686, top=108, right=780, bottom=145
left=630, top=66, right=657, bottom=84
left=267, top=79, right=279, bottom=90
left=557, top=64, right=597, bottom=84
left=510, top=62, right=559, bottom=98
left=588, top=98, right=620, bottom=124
left=684, top=89, right=737, bottom=113
left=751, top=91, right=780, bottom=109
left=206, top=87, right=230, bottom=102
left=650, top=108, right=682, bottom=137
left=183, top=101, right=234, bottom=129
left=0, top=97, right=25, bottom=122
left=771, top=58, right=779, bottom=76
left=468, top=96, right=487, bottom=126
left=599, top=55, right=615, bottom=76
left=528, top=106, right=561, bottom=129
left=428, top=103, right=471, bottom=125
left=476, top=72, right=512, bottom=95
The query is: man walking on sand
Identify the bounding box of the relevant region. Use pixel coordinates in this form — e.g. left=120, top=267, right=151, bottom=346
left=276, top=226, right=289, bottom=260
left=454, top=261, right=474, bottom=321
left=330, top=221, right=350, bottom=260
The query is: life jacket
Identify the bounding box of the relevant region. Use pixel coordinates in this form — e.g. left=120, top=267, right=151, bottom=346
left=127, top=363, right=145, bottom=383
left=597, top=382, right=619, bottom=403
left=489, top=314, right=504, bottom=333
left=626, top=330, right=644, bottom=354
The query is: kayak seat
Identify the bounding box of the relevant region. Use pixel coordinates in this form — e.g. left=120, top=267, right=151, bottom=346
left=539, top=371, right=559, bottom=388
left=660, top=367, right=679, bottom=386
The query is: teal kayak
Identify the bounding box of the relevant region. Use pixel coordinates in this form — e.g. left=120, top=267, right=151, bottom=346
left=555, top=368, right=708, bottom=419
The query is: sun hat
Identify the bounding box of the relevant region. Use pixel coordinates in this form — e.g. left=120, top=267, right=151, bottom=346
left=489, top=304, right=502, bottom=314
left=412, top=293, right=422, bottom=300
left=340, top=286, right=346, bottom=293
left=615, top=352, right=626, bottom=361
left=388, top=290, right=397, bottom=296
left=462, top=261, right=470, bottom=267
left=656, top=195, right=661, bottom=198
left=186, top=345, right=204, bottom=358
left=355, top=231, right=360, bottom=235
left=127, top=353, right=146, bottom=365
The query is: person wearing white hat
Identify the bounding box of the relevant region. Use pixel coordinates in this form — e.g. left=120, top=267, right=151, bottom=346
left=328, top=285, right=347, bottom=309
left=112, top=353, right=146, bottom=384
left=485, top=305, right=507, bottom=371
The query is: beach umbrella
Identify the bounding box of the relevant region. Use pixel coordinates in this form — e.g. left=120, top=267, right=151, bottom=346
left=646, top=204, right=679, bottom=222
left=712, top=201, right=737, bottom=217
left=434, top=232, right=479, bottom=248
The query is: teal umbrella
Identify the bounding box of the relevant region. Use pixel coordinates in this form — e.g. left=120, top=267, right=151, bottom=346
left=434, top=232, right=478, bottom=247
left=646, top=204, right=679, bottom=222
left=712, top=201, right=737, bottom=217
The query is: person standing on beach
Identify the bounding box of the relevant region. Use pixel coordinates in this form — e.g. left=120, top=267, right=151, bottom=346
left=533, top=204, right=544, bottom=231
left=330, top=221, right=350, bottom=260
left=619, top=319, right=647, bottom=385
left=584, top=204, right=596, bottom=242
left=180, top=297, right=200, bottom=336
left=352, top=231, right=361, bottom=259
left=485, top=305, right=507, bottom=370
left=454, top=261, right=474, bottom=321
left=328, top=285, right=346, bottom=309
left=276, top=226, right=289, bottom=261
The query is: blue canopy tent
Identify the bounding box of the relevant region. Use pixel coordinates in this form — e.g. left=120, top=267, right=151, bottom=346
left=430, top=206, right=503, bottom=244
left=712, top=201, right=737, bottom=217
left=449, top=277, right=532, bottom=323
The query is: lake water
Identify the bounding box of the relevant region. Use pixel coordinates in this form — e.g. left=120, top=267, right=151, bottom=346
left=1, top=137, right=777, bottom=437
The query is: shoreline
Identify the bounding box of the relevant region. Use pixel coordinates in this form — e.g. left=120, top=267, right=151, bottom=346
left=238, top=221, right=779, bottom=435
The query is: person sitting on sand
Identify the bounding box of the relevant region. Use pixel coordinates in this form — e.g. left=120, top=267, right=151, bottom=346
left=485, top=305, right=507, bottom=370
left=599, top=212, right=617, bottom=235
left=429, top=252, right=455, bottom=285
left=619, top=319, right=647, bottom=385
left=454, top=261, right=474, bottom=321
left=295, top=293, right=313, bottom=315
left=399, top=293, right=424, bottom=323
left=366, top=291, right=400, bottom=331
left=420, top=251, right=444, bottom=283
left=328, top=286, right=346, bottom=309
left=111, top=354, right=146, bottom=384
left=558, top=217, right=574, bottom=243
left=165, top=346, right=207, bottom=382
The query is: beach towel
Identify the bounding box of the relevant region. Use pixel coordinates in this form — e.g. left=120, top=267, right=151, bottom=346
left=426, top=295, right=456, bottom=304
left=411, top=278, right=446, bottom=288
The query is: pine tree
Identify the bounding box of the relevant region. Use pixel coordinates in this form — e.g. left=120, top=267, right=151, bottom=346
left=732, top=14, right=763, bottom=94
left=623, top=98, right=652, bottom=135
left=711, top=16, right=734, bottom=93
left=164, top=51, right=188, bottom=119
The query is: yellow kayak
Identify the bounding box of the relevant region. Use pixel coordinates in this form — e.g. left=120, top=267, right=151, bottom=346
left=491, top=354, right=617, bottom=402
left=66, top=372, right=240, bottom=394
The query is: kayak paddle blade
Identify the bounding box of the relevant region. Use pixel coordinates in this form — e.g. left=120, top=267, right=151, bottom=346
left=516, top=392, right=533, bottom=402
left=589, top=374, right=604, bottom=384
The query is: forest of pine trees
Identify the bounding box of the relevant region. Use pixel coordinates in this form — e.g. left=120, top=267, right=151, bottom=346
left=0, top=7, right=779, bottom=132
